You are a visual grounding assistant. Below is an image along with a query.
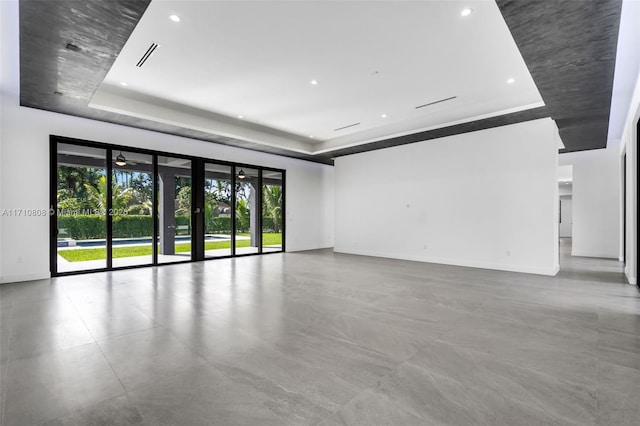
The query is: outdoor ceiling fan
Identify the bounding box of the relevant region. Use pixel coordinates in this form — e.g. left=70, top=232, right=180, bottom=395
left=114, top=151, right=137, bottom=166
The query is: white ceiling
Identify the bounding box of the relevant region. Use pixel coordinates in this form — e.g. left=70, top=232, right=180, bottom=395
left=92, top=0, right=544, bottom=156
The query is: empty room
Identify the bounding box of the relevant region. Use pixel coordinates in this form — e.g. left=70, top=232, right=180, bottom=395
left=1, top=0, right=639, bottom=425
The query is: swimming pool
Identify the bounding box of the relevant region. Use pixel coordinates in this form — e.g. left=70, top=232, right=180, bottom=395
left=57, top=235, right=229, bottom=248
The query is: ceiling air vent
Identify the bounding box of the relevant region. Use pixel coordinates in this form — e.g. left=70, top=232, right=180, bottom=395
left=136, top=42, right=159, bottom=68
left=415, top=96, right=457, bottom=109
left=334, top=122, right=361, bottom=131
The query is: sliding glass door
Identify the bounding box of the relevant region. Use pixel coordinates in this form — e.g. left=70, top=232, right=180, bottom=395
left=51, top=137, right=285, bottom=276
left=234, top=167, right=260, bottom=255
left=110, top=151, right=154, bottom=268
left=157, top=156, right=192, bottom=264
left=56, top=143, right=108, bottom=273
left=262, top=171, right=284, bottom=253
left=204, top=163, right=232, bottom=258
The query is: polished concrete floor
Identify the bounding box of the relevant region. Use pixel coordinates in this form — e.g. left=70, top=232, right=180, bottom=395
left=1, top=240, right=638, bottom=425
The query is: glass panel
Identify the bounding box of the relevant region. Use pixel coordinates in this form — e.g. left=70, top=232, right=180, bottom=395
left=157, top=156, right=192, bottom=263
left=262, top=171, right=283, bottom=252
left=111, top=151, right=154, bottom=268
left=56, top=143, right=107, bottom=272
left=234, top=167, right=259, bottom=255
left=204, top=163, right=232, bottom=258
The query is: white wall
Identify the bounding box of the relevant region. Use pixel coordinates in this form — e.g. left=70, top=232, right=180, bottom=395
left=620, top=112, right=638, bottom=284
left=559, top=146, right=621, bottom=259
left=334, top=118, right=560, bottom=276
left=619, top=55, right=639, bottom=285
left=0, top=0, right=334, bottom=283
left=558, top=165, right=573, bottom=182
left=609, top=0, right=639, bottom=284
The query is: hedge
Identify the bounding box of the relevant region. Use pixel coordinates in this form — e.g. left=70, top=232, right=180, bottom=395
left=57, top=214, right=280, bottom=240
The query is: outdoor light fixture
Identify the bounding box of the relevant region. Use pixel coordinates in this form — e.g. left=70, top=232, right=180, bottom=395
left=115, top=152, right=127, bottom=166
left=237, top=169, right=246, bottom=179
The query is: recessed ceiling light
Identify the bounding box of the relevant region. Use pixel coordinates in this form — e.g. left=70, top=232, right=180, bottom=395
left=238, top=115, right=244, bottom=119
left=169, top=14, right=181, bottom=22
left=309, top=135, right=314, bottom=139
left=381, top=114, right=387, bottom=118
left=310, top=80, right=318, bottom=85
left=507, top=78, right=515, bottom=84
left=461, top=8, right=473, bottom=17
left=120, top=82, right=128, bottom=86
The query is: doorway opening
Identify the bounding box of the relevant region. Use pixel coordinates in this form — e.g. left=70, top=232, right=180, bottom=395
left=558, top=165, right=573, bottom=263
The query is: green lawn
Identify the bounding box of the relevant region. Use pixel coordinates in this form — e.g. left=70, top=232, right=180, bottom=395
left=58, top=233, right=282, bottom=262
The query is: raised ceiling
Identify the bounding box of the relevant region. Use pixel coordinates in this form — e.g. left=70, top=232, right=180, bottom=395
left=19, top=0, right=622, bottom=164
left=94, top=0, right=543, bottom=155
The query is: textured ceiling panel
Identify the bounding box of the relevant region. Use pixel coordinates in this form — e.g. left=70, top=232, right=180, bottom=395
left=496, top=0, right=622, bottom=152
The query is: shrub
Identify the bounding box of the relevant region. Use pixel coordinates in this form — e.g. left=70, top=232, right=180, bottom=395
left=57, top=214, right=280, bottom=239
left=57, top=215, right=107, bottom=239
left=58, top=215, right=190, bottom=239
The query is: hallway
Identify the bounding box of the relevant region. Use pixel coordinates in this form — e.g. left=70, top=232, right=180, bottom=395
left=559, top=237, right=628, bottom=284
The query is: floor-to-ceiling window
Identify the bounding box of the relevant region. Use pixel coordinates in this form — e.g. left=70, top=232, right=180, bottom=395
left=111, top=151, right=154, bottom=268
left=234, top=167, right=260, bottom=255
left=262, top=170, right=284, bottom=252
left=157, top=156, right=193, bottom=264
left=55, top=143, right=108, bottom=273
left=51, top=137, right=285, bottom=275
left=204, top=163, right=232, bottom=258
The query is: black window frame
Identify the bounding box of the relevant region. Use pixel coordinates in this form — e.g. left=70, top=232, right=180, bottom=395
left=50, top=135, right=286, bottom=277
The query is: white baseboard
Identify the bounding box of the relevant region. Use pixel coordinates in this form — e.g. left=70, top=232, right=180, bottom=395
left=625, top=267, right=637, bottom=285
left=571, top=250, right=619, bottom=259
left=333, top=248, right=559, bottom=276
left=0, top=272, right=51, bottom=284
left=286, top=245, right=334, bottom=253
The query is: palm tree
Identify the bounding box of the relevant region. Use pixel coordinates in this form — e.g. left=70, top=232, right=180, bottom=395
left=83, top=175, right=136, bottom=212
left=236, top=198, right=250, bottom=232
left=57, top=166, right=103, bottom=209
left=210, top=179, right=231, bottom=206
left=262, top=185, right=282, bottom=233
